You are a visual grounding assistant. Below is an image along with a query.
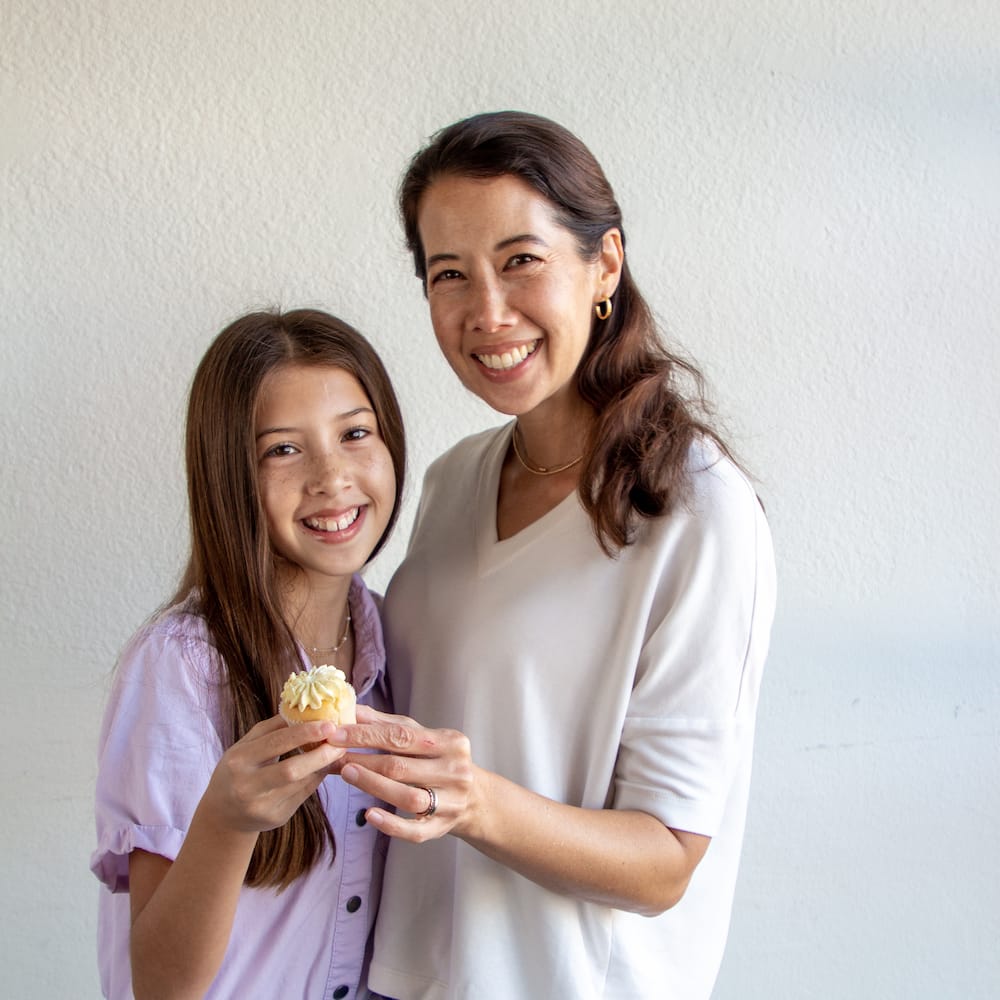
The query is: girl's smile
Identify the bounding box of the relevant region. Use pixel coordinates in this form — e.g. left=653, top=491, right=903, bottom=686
left=304, top=506, right=359, bottom=529
left=301, top=504, right=364, bottom=540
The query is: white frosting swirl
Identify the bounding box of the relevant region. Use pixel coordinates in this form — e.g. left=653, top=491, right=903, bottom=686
left=280, top=664, right=354, bottom=713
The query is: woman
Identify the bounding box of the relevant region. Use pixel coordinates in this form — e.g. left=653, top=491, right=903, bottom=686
left=336, top=111, right=776, bottom=999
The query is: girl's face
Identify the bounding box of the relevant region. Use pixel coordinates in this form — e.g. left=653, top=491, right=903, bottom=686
left=417, top=173, right=622, bottom=420
left=254, top=363, right=396, bottom=586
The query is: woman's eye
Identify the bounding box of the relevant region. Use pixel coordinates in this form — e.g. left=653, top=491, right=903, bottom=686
left=430, top=268, right=462, bottom=285
left=507, top=253, right=539, bottom=268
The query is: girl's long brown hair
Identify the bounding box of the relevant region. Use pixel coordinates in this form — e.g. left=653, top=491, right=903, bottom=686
left=400, top=111, right=736, bottom=555
left=173, top=308, right=405, bottom=888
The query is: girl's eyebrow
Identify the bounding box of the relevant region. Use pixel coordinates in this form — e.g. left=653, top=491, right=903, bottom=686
left=255, top=407, right=375, bottom=440
left=426, top=233, right=550, bottom=269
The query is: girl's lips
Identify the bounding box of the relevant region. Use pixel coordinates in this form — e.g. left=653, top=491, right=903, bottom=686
left=303, top=507, right=360, bottom=532
left=301, top=505, right=366, bottom=542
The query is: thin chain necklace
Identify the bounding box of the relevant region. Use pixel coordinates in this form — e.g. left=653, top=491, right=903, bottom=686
left=511, top=424, right=584, bottom=476
left=307, top=606, right=352, bottom=662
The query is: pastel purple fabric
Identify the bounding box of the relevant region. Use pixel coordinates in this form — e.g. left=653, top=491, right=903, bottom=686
left=91, top=574, right=389, bottom=999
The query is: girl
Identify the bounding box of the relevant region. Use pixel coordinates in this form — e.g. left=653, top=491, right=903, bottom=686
left=91, top=309, right=405, bottom=999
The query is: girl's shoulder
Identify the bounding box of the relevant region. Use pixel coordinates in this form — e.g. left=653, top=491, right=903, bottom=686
left=134, top=594, right=211, bottom=647
left=116, top=594, right=219, bottom=686
left=100, top=596, right=229, bottom=747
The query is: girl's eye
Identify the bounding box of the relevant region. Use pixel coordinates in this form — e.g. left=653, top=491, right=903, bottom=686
left=262, top=442, right=298, bottom=459
left=343, top=426, right=373, bottom=442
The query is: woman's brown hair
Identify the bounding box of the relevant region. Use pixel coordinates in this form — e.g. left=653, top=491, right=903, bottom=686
left=400, top=110, right=735, bottom=554
left=173, top=308, right=405, bottom=888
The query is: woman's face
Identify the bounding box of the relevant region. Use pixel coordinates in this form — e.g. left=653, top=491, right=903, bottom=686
left=417, top=173, right=622, bottom=420
left=254, top=363, right=396, bottom=587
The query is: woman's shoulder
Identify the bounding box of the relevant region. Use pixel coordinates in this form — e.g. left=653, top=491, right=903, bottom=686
left=425, top=423, right=510, bottom=479
left=684, top=437, right=761, bottom=510
left=631, top=437, right=769, bottom=557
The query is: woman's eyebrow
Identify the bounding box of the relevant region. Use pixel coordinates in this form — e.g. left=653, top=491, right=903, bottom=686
left=495, top=233, right=549, bottom=251
left=426, top=251, right=459, bottom=269
left=426, top=233, right=550, bottom=269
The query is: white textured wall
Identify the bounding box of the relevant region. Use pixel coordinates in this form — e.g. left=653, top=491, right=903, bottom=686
left=3, top=2, right=998, bottom=996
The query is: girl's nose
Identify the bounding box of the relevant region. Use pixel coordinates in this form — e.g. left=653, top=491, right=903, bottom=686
left=307, top=453, right=348, bottom=494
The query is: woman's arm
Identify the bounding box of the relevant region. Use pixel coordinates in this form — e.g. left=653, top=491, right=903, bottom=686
left=335, top=707, right=708, bottom=916
left=128, top=717, right=343, bottom=1000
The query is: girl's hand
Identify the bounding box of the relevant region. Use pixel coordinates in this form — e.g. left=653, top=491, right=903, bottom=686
left=200, top=715, right=345, bottom=835
left=332, top=705, right=479, bottom=842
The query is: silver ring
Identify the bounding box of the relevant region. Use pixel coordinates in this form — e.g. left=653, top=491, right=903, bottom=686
left=417, top=786, right=437, bottom=818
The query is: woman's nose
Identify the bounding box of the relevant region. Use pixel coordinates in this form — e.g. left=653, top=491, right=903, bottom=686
left=468, top=276, right=512, bottom=333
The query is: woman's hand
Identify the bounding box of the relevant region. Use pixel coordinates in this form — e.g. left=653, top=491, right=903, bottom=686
left=198, top=715, right=346, bottom=836
left=331, top=705, right=479, bottom=842
left=333, top=706, right=708, bottom=915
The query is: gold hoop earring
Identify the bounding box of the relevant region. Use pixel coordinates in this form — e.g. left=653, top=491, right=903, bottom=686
left=595, top=297, right=612, bottom=321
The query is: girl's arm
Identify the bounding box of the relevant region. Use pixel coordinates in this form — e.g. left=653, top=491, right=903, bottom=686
left=334, top=707, right=708, bottom=916
left=128, top=717, right=343, bottom=1000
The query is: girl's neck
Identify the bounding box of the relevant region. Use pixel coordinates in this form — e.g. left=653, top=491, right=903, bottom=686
left=277, top=566, right=355, bottom=673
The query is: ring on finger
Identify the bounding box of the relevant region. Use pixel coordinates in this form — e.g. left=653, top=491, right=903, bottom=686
left=417, top=786, right=437, bottom=818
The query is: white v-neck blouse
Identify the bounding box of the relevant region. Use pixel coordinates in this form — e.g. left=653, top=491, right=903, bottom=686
left=371, top=422, right=776, bottom=1000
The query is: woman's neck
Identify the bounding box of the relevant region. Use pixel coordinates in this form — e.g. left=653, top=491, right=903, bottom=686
left=496, top=395, right=594, bottom=541
left=514, top=392, right=594, bottom=471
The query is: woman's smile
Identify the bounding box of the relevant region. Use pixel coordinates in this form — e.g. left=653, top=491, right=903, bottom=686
left=472, top=339, right=540, bottom=373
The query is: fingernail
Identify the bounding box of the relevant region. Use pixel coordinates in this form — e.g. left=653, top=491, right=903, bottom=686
left=342, top=764, right=358, bottom=782
left=331, top=728, right=349, bottom=743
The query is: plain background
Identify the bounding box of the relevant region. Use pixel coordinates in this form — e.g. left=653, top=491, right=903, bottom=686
left=2, top=2, right=998, bottom=997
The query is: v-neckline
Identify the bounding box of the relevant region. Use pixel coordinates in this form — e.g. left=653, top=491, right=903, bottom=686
left=474, top=423, right=581, bottom=574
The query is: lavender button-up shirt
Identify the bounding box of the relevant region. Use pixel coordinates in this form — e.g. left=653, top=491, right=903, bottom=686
left=92, top=575, right=389, bottom=999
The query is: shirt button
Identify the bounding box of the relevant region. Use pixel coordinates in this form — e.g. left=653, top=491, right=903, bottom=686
left=333, top=987, right=349, bottom=999
left=346, top=895, right=362, bottom=913
left=355, top=809, right=367, bottom=826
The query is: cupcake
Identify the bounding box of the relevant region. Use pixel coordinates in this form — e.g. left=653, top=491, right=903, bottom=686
left=279, top=664, right=357, bottom=735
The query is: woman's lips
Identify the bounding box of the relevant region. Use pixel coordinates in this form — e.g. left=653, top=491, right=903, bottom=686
left=472, top=339, right=540, bottom=372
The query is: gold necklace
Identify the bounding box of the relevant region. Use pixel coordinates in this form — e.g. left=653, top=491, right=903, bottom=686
left=307, top=606, right=352, bottom=662
left=511, top=425, right=584, bottom=476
